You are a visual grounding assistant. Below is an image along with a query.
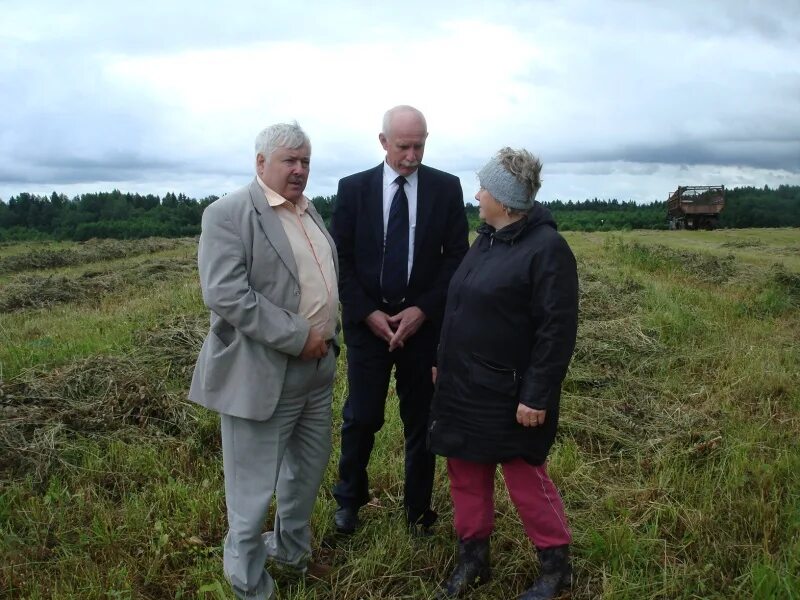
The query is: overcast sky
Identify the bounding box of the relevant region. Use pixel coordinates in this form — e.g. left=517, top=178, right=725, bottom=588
left=1, top=0, right=799, bottom=205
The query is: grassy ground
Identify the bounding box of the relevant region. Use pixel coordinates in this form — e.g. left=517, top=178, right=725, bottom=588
left=1, top=229, right=798, bottom=599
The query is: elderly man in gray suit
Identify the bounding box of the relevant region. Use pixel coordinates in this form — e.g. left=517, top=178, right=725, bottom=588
left=189, top=122, right=339, bottom=600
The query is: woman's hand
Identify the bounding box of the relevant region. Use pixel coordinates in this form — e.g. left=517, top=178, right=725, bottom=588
left=516, top=403, right=546, bottom=427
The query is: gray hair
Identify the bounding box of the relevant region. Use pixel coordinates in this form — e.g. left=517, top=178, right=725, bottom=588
left=254, top=122, right=311, bottom=161
left=381, top=105, right=427, bottom=136
left=496, top=147, right=542, bottom=201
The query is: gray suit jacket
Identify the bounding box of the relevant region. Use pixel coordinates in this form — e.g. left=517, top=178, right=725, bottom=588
left=189, top=178, right=339, bottom=421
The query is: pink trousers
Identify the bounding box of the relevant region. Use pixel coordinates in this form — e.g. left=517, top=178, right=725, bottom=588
left=447, top=456, right=572, bottom=549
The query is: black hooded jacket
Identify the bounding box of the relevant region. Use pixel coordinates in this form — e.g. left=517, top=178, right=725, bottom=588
left=428, top=203, right=579, bottom=465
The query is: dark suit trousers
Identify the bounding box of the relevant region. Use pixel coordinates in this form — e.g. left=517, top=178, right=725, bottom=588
left=334, top=318, right=437, bottom=525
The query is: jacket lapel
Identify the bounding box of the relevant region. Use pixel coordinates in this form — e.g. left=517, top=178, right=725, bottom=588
left=306, top=202, right=339, bottom=277
left=413, top=164, right=434, bottom=265
left=367, top=164, right=385, bottom=249
left=248, top=178, right=299, bottom=283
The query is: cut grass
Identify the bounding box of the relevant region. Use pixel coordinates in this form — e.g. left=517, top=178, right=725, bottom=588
left=0, top=238, right=191, bottom=276
left=1, top=229, right=798, bottom=599
left=0, top=277, right=203, bottom=379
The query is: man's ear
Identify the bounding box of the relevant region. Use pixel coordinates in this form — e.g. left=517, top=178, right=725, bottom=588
left=379, top=133, right=388, bottom=151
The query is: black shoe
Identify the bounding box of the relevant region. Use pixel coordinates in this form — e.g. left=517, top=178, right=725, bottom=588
left=407, top=508, right=437, bottom=534
left=334, top=506, right=359, bottom=535
left=517, top=545, right=572, bottom=600
left=408, top=523, right=435, bottom=538
left=435, top=537, right=491, bottom=598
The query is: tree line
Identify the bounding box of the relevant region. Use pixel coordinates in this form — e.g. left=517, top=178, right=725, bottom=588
left=1, top=185, right=798, bottom=241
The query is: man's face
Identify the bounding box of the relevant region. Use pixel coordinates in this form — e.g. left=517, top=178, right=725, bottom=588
left=257, top=144, right=311, bottom=203
left=379, top=112, right=428, bottom=177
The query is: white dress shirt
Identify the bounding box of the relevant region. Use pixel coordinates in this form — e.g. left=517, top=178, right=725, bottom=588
left=382, top=161, right=418, bottom=282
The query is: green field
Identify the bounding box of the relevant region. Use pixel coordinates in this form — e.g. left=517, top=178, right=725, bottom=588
left=1, top=229, right=798, bottom=599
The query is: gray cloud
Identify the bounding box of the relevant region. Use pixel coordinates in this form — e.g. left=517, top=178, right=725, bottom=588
left=1, top=0, right=799, bottom=203
left=566, top=139, right=800, bottom=172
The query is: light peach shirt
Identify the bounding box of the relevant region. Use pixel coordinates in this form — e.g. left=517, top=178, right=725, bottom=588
left=257, top=177, right=339, bottom=341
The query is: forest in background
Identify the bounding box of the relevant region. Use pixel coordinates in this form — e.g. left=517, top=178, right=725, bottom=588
left=1, top=185, right=798, bottom=241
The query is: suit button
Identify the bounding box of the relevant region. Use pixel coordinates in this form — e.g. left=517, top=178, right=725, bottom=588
left=294, top=289, right=300, bottom=296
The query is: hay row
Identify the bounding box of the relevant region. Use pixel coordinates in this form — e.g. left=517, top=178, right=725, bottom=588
left=0, top=237, right=191, bottom=274
left=606, top=238, right=737, bottom=283
left=0, top=355, right=199, bottom=480
left=0, top=258, right=195, bottom=312
left=0, top=314, right=208, bottom=480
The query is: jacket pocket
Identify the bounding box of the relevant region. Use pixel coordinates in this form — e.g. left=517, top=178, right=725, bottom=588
left=428, top=418, right=466, bottom=455
left=211, top=319, right=236, bottom=348
left=470, top=353, right=519, bottom=397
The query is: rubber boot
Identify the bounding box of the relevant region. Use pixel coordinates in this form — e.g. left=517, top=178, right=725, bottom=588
left=517, top=545, right=572, bottom=600
left=435, top=537, right=491, bottom=598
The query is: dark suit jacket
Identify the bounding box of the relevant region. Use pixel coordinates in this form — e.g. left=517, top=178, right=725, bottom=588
left=331, top=163, right=469, bottom=339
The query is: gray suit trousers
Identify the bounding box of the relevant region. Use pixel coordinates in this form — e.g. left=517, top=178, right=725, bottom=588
left=222, top=351, right=335, bottom=599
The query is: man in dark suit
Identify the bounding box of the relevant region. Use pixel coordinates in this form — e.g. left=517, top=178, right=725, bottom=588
left=330, top=105, right=469, bottom=535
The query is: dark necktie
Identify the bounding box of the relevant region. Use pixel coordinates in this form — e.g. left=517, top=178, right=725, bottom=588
left=381, top=176, right=409, bottom=304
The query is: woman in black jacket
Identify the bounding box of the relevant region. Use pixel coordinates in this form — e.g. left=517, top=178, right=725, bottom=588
left=430, top=147, right=579, bottom=600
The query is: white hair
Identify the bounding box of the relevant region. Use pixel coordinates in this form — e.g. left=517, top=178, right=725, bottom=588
left=254, top=122, right=310, bottom=161
left=381, top=105, right=427, bottom=136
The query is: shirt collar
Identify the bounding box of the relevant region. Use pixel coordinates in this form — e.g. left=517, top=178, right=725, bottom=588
left=256, top=175, right=308, bottom=213
left=383, top=161, right=419, bottom=188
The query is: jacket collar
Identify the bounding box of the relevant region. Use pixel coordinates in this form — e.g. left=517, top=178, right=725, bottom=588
left=476, top=202, right=557, bottom=244
left=248, top=177, right=299, bottom=281
left=477, top=215, right=530, bottom=244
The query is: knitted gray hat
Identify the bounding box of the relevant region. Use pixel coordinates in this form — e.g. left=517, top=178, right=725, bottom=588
left=477, top=156, right=537, bottom=211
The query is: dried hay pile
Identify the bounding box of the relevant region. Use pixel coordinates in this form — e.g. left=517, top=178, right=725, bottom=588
left=134, top=314, right=208, bottom=384
left=605, top=238, right=737, bottom=283
left=0, top=356, right=198, bottom=481
left=0, top=314, right=212, bottom=481
left=0, top=274, right=107, bottom=311
left=720, top=239, right=765, bottom=249
left=770, top=264, right=800, bottom=304
left=572, top=258, right=659, bottom=380
left=0, top=258, right=196, bottom=312
left=563, top=257, right=719, bottom=462
left=0, top=238, right=188, bottom=275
